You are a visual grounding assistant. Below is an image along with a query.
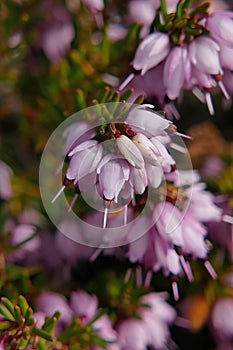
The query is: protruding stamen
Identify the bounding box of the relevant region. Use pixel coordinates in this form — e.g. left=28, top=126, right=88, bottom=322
left=144, top=270, right=153, bottom=288
left=186, top=260, right=194, bottom=282
left=90, top=248, right=102, bottom=262
left=68, top=193, right=79, bottom=212
left=119, top=73, right=135, bottom=91
left=103, top=207, right=108, bottom=229
left=172, top=280, right=179, bottom=301
left=180, top=255, right=193, bottom=282
left=174, top=131, right=192, bottom=140
left=218, top=81, right=230, bottom=100
left=222, top=214, right=233, bottom=225
left=51, top=186, right=65, bottom=204
left=204, top=260, right=217, bottom=279
left=175, top=317, right=191, bottom=329
left=192, top=87, right=205, bottom=103
left=205, top=92, right=215, bottom=115
left=124, top=268, right=132, bottom=283
left=124, top=204, right=128, bottom=226
left=166, top=102, right=180, bottom=119
left=136, top=266, right=142, bottom=287
left=170, top=142, right=187, bottom=154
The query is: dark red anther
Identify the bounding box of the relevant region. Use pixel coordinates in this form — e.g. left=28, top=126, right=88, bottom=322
left=63, top=177, right=74, bottom=187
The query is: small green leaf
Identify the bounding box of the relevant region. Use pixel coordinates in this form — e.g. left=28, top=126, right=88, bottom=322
left=25, top=307, right=34, bottom=323
left=1, top=297, right=16, bottom=319
left=100, top=86, right=112, bottom=103
left=0, top=304, right=15, bottom=321
left=32, top=328, right=53, bottom=342
left=18, top=295, right=30, bottom=317
left=0, top=320, right=12, bottom=331
left=14, top=305, right=22, bottom=323
left=120, top=88, right=134, bottom=102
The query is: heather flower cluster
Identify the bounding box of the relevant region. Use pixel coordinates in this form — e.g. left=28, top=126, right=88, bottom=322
left=0, top=0, right=233, bottom=349
left=121, top=0, right=233, bottom=116
left=54, top=105, right=177, bottom=221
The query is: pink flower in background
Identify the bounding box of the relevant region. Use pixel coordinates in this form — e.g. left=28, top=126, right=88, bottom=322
left=127, top=169, right=225, bottom=297
left=36, top=1, right=74, bottom=62
left=0, top=160, right=12, bottom=200
left=117, top=292, right=176, bottom=350
left=210, top=297, right=233, bottom=342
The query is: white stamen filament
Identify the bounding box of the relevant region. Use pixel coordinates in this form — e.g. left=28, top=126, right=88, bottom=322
left=124, top=268, right=132, bottom=283
left=175, top=317, right=191, bottom=329
left=205, top=92, right=215, bottom=115
left=124, top=204, right=128, bottom=226
left=90, top=248, right=102, bottom=262
left=103, top=207, right=108, bottom=229
left=222, top=214, right=233, bottom=225
left=136, top=266, right=142, bottom=286
left=51, top=186, right=66, bottom=204
left=204, top=260, right=217, bottom=279
left=192, top=87, right=206, bottom=103
left=68, top=193, right=79, bottom=212
left=167, top=102, right=180, bottom=119
left=175, top=131, right=192, bottom=140
left=172, top=281, right=179, bottom=301
left=180, top=255, right=193, bottom=282
left=144, top=270, right=153, bottom=288
left=170, top=142, right=187, bottom=154
left=218, top=81, right=230, bottom=100
left=186, top=261, right=194, bottom=282
left=119, top=73, right=135, bottom=91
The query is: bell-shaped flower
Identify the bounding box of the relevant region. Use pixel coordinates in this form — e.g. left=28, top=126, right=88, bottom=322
left=146, top=163, right=163, bottom=189
left=163, top=46, right=186, bottom=100
left=131, top=167, right=148, bottom=194
left=132, top=132, right=161, bottom=166
left=66, top=143, right=103, bottom=181
left=98, top=156, right=130, bottom=201
left=219, top=42, right=233, bottom=70
left=132, top=32, right=170, bottom=75
left=70, top=290, right=97, bottom=321
left=189, top=36, right=222, bottom=76
left=206, top=11, right=233, bottom=46
left=127, top=108, right=171, bottom=138
left=117, top=134, right=145, bottom=169
left=153, top=201, right=184, bottom=247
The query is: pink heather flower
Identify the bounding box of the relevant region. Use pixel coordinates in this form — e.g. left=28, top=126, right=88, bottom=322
left=163, top=46, right=188, bottom=100
left=131, top=32, right=170, bottom=76
left=127, top=169, right=226, bottom=296
left=117, top=292, right=176, bottom=350
left=7, top=224, right=40, bottom=264
left=206, top=197, right=233, bottom=260
left=210, top=297, right=233, bottom=342
left=200, top=156, right=225, bottom=179
left=206, top=11, right=233, bottom=46
left=98, top=157, right=130, bottom=201
left=70, top=290, right=119, bottom=349
left=54, top=106, right=177, bottom=211
left=37, top=291, right=73, bottom=326
left=70, top=290, right=98, bottom=320
left=82, top=0, right=104, bottom=13
left=120, top=3, right=233, bottom=116
left=189, top=36, right=222, bottom=76
left=0, top=160, right=12, bottom=200
left=128, top=0, right=180, bottom=37
left=36, top=1, right=74, bottom=62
